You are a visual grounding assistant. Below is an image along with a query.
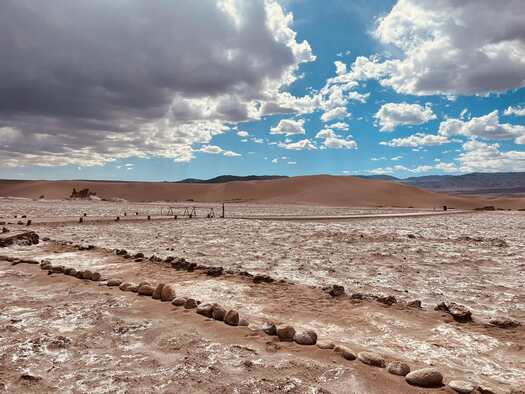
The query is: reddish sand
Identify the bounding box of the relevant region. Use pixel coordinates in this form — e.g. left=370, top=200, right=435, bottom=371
left=1, top=175, right=525, bottom=209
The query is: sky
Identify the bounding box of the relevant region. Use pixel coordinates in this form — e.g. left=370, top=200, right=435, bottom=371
left=1, top=0, right=525, bottom=181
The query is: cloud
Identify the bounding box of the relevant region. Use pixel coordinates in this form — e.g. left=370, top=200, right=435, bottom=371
left=458, top=140, right=525, bottom=172
left=322, top=136, right=357, bottom=150
left=315, top=128, right=337, bottom=139
left=349, top=0, right=525, bottom=96
left=374, top=103, right=436, bottom=132
left=270, top=118, right=305, bottom=135
left=320, top=107, right=348, bottom=123
left=504, top=106, right=525, bottom=117
left=199, top=145, right=241, bottom=157
left=438, top=110, right=525, bottom=143
left=328, top=122, right=349, bottom=131
left=278, top=139, right=316, bottom=150
left=380, top=132, right=449, bottom=147
left=236, top=130, right=250, bottom=137
left=0, top=0, right=314, bottom=167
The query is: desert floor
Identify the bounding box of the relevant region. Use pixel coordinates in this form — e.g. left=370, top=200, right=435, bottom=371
left=1, top=198, right=524, bottom=393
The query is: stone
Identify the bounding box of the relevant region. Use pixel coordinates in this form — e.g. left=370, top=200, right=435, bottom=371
left=75, top=271, right=84, bottom=279
left=133, top=252, right=144, bottom=258
left=277, top=326, right=295, bottom=342
left=212, top=305, right=226, bottom=321
left=40, top=260, right=52, bottom=270
left=119, top=282, right=136, bottom=291
left=81, top=270, right=93, bottom=280
left=386, top=361, right=410, bottom=376
left=407, top=300, right=422, bottom=308
left=405, top=368, right=443, bottom=388
left=262, top=321, right=277, bottom=335
left=448, top=380, right=477, bottom=394
left=196, top=303, right=214, bottom=318
left=206, top=266, right=223, bottom=277
left=489, top=317, right=521, bottom=329
left=239, top=318, right=249, bottom=327
left=357, top=352, right=386, bottom=368
left=91, top=272, right=101, bottom=281
left=0, top=230, right=39, bottom=247
left=509, top=386, right=525, bottom=394
left=435, top=302, right=472, bottom=323
left=129, top=284, right=139, bottom=292
left=293, top=330, right=317, bottom=345
left=160, top=284, right=176, bottom=302
left=334, top=345, right=356, bottom=360
left=107, top=279, right=122, bottom=287
left=51, top=265, right=65, bottom=274
left=316, top=341, right=335, bottom=350
left=152, top=283, right=165, bottom=300
left=184, top=298, right=198, bottom=309
left=477, top=385, right=497, bottom=394
left=377, top=295, right=397, bottom=305
left=253, top=274, right=274, bottom=284
left=327, top=284, right=345, bottom=297
left=137, top=283, right=155, bottom=296
left=172, top=297, right=187, bottom=306
left=224, top=310, right=240, bottom=326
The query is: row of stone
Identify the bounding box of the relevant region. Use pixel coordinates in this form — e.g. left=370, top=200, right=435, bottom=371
left=4, top=255, right=509, bottom=393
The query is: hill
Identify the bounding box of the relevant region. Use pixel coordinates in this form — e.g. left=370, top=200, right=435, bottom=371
left=1, top=175, right=524, bottom=209
left=176, top=175, right=287, bottom=184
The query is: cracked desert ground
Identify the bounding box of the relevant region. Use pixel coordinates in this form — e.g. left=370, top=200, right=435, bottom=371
left=1, top=198, right=524, bottom=393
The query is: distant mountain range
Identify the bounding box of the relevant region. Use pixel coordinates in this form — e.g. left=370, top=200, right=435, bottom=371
left=176, top=175, right=288, bottom=184
left=176, top=172, right=525, bottom=196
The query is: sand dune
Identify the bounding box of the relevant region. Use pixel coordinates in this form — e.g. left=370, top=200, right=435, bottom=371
left=1, top=175, right=524, bottom=209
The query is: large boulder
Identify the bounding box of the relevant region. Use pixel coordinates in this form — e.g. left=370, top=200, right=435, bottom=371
left=262, top=322, right=277, bottom=336
left=184, top=298, right=198, bottom=309
left=196, top=303, right=214, bottom=318
left=334, top=345, right=356, bottom=360
left=448, top=380, right=477, bottom=394
left=137, top=283, right=155, bottom=296
left=107, top=279, right=122, bottom=287
left=172, top=297, right=187, bottom=306
left=91, top=272, right=101, bottom=281
left=277, top=326, right=295, bottom=342
left=316, top=341, right=335, bottom=350
left=489, top=317, right=521, bottom=329
left=119, top=282, right=136, bottom=292
left=386, top=361, right=410, bottom=376
left=435, top=302, right=472, bottom=323
left=327, top=284, right=345, bottom=297
left=357, top=352, right=385, bottom=368
left=0, top=230, right=39, bottom=247
left=212, top=305, right=226, bottom=321
left=160, top=284, right=176, bottom=302
left=405, top=368, right=443, bottom=388
left=152, top=283, right=165, bottom=300
left=224, top=310, right=240, bottom=326
left=293, top=330, right=317, bottom=345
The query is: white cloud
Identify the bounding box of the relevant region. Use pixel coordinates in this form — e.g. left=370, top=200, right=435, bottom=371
left=271, top=158, right=278, bottom=164
left=504, top=106, right=525, bottom=117
left=374, top=103, right=436, bottom=132
left=270, top=118, right=305, bottom=135
left=223, top=150, right=242, bottom=157
left=381, top=132, right=449, bottom=147
left=278, top=139, right=316, bottom=150
left=434, top=162, right=458, bottom=173
left=458, top=140, right=525, bottom=172
left=334, top=61, right=347, bottom=75
left=199, top=144, right=241, bottom=157
left=287, top=161, right=296, bottom=165
left=328, top=122, right=349, bottom=131
left=360, top=0, right=525, bottom=96
left=315, top=128, right=338, bottom=139
left=321, top=107, right=348, bottom=122
left=439, top=110, right=525, bottom=143
left=322, top=136, right=357, bottom=150
left=237, top=130, right=250, bottom=137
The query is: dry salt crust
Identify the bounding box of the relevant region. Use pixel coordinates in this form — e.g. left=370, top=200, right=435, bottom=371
left=2, top=199, right=525, bottom=390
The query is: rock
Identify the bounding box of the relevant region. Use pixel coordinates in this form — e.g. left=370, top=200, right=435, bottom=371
left=327, top=284, right=345, bottom=297
left=489, top=317, right=521, bottom=329
left=172, top=297, right=187, bottom=306
left=358, top=352, right=385, bottom=368
left=509, top=386, right=525, bottom=394
left=64, top=268, right=77, bottom=276
left=212, top=305, right=226, bottom=321
left=137, top=283, right=155, bottom=296
left=435, top=302, right=472, bottom=323
left=160, top=284, right=176, bottom=302
left=405, top=368, right=443, bottom=388
left=107, top=279, right=122, bottom=287
left=129, top=284, right=139, bottom=292
left=387, top=361, right=410, bottom=376
left=152, top=283, right=165, bottom=300
left=75, top=271, right=84, bottom=279
left=206, top=266, right=223, bottom=277
left=0, top=230, right=39, bottom=247
left=447, top=380, right=477, bottom=394
left=80, top=270, right=93, bottom=280
left=293, top=330, right=317, bottom=345
left=51, top=265, right=65, bottom=274
left=334, top=345, right=356, bottom=360
left=253, top=274, right=274, bottom=284
left=91, top=272, right=101, bottom=281
left=377, top=295, right=397, bottom=305
left=239, top=318, right=249, bottom=326
left=40, top=261, right=52, bottom=270
left=184, top=298, right=198, bottom=309
left=133, top=252, right=144, bottom=258
left=262, top=321, right=277, bottom=335
left=316, top=341, right=335, bottom=350
left=119, top=282, right=136, bottom=291
left=477, top=385, right=497, bottom=394
left=276, top=325, right=295, bottom=342
left=224, top=310, right=240, bottom=326
left=407, top=300, right=422, bottom=308
left=196, top=303, right=214, bottom=318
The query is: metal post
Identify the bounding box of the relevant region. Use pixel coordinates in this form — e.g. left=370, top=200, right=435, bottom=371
left=222, top=203, right=225, bottom=218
